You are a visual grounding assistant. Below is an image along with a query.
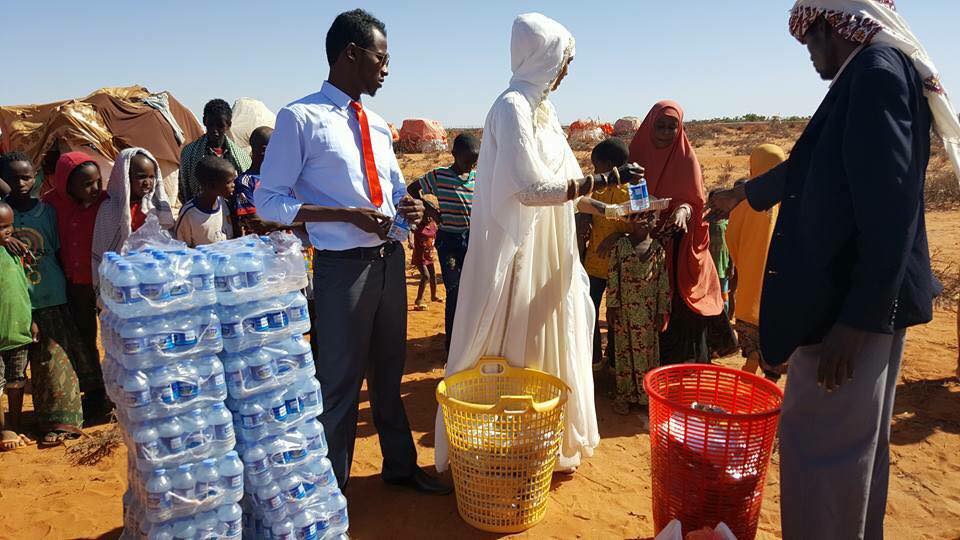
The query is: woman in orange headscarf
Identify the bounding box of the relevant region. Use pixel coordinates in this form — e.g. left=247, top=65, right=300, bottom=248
left=628, top=100, right=726, bottom=364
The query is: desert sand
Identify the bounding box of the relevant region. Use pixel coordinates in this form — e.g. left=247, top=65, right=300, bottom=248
left=1, top=124, right=958, bottom=540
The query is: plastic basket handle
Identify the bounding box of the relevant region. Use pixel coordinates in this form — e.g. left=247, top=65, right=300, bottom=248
left=475, top=356, right=511, bottom=376
left=494, top=394, right=561, bottom=414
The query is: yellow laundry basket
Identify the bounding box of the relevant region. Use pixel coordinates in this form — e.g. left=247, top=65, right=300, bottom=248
left=437, top=357, right=568, bottom=533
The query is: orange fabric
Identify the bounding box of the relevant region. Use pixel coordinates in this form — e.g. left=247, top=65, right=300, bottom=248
left=628, top=100, right=723, bottom=317
left=350, top=101, right=384, bottom=208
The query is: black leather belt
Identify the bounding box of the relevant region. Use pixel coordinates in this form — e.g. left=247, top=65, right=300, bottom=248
left=316, top=241, right=398, bottom=260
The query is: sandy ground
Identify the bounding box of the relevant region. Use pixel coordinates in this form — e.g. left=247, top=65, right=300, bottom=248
left=2, top=128, right=958, bottom=540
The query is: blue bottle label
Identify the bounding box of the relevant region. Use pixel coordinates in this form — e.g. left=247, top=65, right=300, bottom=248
left=215, top=423, right=234, bottom=441
left=285, top=398, right=301, bottom=416
left=221, top=322, right=241, bottom=339
left=267, top=311, right=288, bottom=329
left=185, top=431, right=204, bottom=449
left=245, top=271, right=264, bottom=287
left=193, top=275, right=214, bottom=291
left=176, top=381, right=199, bottom=400
left=228, top=474, right=242, bottom=489
left=249, top=316, right=271, bottom=332
left=174, top=330, right=199, bottom=347
left=125, top=389, right=151, bottom=407
left=241, top=412, right=264, bottom=428
left=118, top=286, right=141, bottom=304
left=287, top=484, right=306, bottom=500
left=164, top=435, right=184, bottom=452
left=271, top=404, right=288, bottom=421
left=251, top=364, right=274, bottom=381
left=123, top=338, right=146, bottom=355
left=296, top=353, right=312, bottom=368
left=284, top=447, right=307, bottom=462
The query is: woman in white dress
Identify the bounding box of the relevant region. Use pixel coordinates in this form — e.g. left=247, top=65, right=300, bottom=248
left=435, top=12, right=643, bottom=472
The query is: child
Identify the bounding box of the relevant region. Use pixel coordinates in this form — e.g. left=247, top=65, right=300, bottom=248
left=174, top=155, right=236, bottom=247
left=604, top=213, right=670, bottom=415
left=2, top=153, right=85, bottom=444
left=42, top=151, right=107, bottom=415
left=581, top=138, right=631, bottom=370
left=230, top=126, right=280, bottom=237
left=709, top=217, right=733, bottom=314
left=410, top=211, right=441, bottom=311
left=0, top=201, right=34, bottom=450
left=92, top=148, right=176, bottom=286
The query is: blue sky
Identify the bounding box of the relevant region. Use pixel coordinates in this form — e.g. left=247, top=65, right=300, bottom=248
left=2, top=1, right=957, bottom=126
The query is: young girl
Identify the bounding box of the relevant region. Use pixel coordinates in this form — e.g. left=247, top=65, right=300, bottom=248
left=603, top=214, right=670, bottom=414
left=91, top=147, right=175, bottom=286
left=410, top=213, right=441, bottom=311
left=3, top=153, right=85, bottom=445
left=42, top=152, right=107, bottom=419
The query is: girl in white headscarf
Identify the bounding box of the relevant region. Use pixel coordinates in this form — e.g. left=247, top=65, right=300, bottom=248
left=435, top=13, right=642, bottom=473
left=91, top=147, right=175, bottom=286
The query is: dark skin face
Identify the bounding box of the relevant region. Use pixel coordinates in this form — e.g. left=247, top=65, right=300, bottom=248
left=129, top=154, right=157, bottom=202
left=330, top=29, right=390, bottom=101
left=803, top=17, right=860, bottom=81
left=653, top=113, right=680, bottom=149
left=204, top=115, right=231, bottom=149
left=591, top=158, right=615, bottom=175
left=451, top=146, right=479, bottom=176
left=204, top=171, right=236, bottom=200
left=0, top=206, right=13, bottom=243
left=3, top=160, right=36, bottom=201
left=552, top=57, right=572, bottom=91
left=66, top=163, right=102, bottom=206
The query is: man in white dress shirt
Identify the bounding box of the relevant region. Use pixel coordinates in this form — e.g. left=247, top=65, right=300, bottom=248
left=257, top=9, right=450, bottom=495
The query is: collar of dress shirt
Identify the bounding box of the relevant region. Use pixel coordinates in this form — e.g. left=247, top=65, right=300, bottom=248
left=320, top=81, right=356, bottom=110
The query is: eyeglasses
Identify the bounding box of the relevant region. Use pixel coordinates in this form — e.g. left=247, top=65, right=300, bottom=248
left=354, top=45, right=390, bottom=68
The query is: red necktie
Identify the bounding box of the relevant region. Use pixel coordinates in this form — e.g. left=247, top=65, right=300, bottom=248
left=350, top=101, right=384, bottom=208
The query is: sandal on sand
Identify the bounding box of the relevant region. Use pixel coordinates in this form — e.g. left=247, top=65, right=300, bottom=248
left=413, top=304, right=428, bottom=311
left=38, top=430, right=81, bottom=448
left=432, top=296, right=444, bottom=303
left=1, top=430, right=31, bottom=451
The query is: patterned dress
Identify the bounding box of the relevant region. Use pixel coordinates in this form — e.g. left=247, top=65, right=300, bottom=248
left=606, top=237, right=670, bottom=407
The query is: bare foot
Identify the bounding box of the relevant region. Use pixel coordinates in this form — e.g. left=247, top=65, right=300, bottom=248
left=1, top=430, right=30, bottom=451
left=432, top=296, right=444, bottom=302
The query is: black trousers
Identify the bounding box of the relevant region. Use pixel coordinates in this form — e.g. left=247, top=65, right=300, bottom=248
left=312, top=243, right=418, bottom=488
left=588, top=276, right=615, bottom=366
left=435, top=230, right=469, bottom=351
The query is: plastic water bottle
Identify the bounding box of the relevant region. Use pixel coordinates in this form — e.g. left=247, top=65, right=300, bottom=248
left=279, top=473, right=307, bottom=502
left=134, top=424, right=160, bottom=461
left=236, top=251, right=264, bottom=289
left=189, top=253, right=215, bottom=299
left=195, top=458, right=220, bottom=501
left=239, top=400, right=267, bottom=440
left=199, top=356, right=226, bottom=395
left=301, top=419, right=327, bottom=455
left=120, top=318, right=150, bottom=356
left=171, top=464, right=196, bottom=508
left=195, top=510, right=219, bottom=537
left=170, top=519, right=196, bottom=540
left=306, top=457, right=337, bottom=494
left=283, top=387, right=302, bottom=420
left=174, top=363, right=201, bottom=403
left=218, top=451, right=244, bottom=495
left=172, top=312, right=199, bottom=351
left=265, top=392, right=288, bottom=423
left=246, top=349, right=276, bottom=384
left=266, top=437, right=288, bottom=466
left=285, top=293, right=309, bottom=326
left=287, top=335, right=314, bottom=370
left=257, top=483, right=284, bottom=516
left=328, top=490, right=349, bottom=534
left=387, top=213, right=410, bottom=242
left=265, top=298, right=289, bottom=330
left=223, top=355, right=247, bottom=395
left=243, top=444, right=270, bottom=481
left=113, top=262, right=142, bottom=307
left=217, top=503, right=243, bottom=538
left=293, top=511, right=319, bottom=540
left=219, top=305, right=243, bottom=347
left=182, top=409, right=209, bottom=450
left=139, top=261, right=171, bottom=302
left=274, top=348, right=297, bottom=377
left=198, top=309, right=222, bottom=351
left=298, top=378, right=323, bottom=413
left=145, top=469, right=173, bottom=521
left=270, top=518, right=295, bottom=540
left=158, top=417, right=185, bottom=455
left=214, top=254, right=243, bottom=295
left=628, top=173, right=650, bottom=212
left=150, top=367, right=178, bottom=406
left=121, top=370, right=151, bottom=408
left=207, top=402, right=234, bottom=443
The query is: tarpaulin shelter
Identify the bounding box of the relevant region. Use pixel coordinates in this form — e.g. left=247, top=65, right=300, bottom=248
left=0, top=86, right=203, bottom=204
left=398, top=119, right=448, bottom=153
left=229, top=98, right=276, bottom=154
left=567, top=119, right=613, bottom=149
left=614, top=116, right=642, bottom=136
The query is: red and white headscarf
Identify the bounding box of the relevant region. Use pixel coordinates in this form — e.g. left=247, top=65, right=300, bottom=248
left=789, top=0, right=960, bottom=183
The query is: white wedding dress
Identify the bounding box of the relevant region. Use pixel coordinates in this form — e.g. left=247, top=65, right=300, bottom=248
left=434, top=13, right=599, bottom=473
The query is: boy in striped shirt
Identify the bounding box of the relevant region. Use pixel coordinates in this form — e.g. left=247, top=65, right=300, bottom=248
left=408, top=133, right=480, bottom=351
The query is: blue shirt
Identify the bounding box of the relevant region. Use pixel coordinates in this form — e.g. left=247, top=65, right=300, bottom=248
left=11, top=200, right=68, bottom=309
left=255, top=81, right=407, bottom=251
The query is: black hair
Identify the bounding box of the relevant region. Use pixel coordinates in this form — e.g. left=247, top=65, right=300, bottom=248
left=325, top=9, right=387, bottom=66
left=452, top=134, right=481, bottom=155
left=249, top=126, right=274, bottom=149
left=591, top=138, right=629, bottom=167
left=0, top=151, right=32, bottom=179
left=203, top=99, right=232, bottom=123
left=196, top=156, right=237, bottom=187
left=68, top=161, right=99, bottom=185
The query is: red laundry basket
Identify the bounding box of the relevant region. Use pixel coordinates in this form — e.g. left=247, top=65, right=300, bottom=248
left=644, top=364, right=784, bottom=540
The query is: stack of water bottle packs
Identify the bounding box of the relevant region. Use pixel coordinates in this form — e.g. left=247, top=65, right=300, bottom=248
left=203, top=235, right=349, bottom=540
left=98, top=246, right=243, bottom=539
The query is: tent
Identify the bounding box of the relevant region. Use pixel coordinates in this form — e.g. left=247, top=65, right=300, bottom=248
left=614, top=116, right=642, bottom=136
left=398, top=119, right=448, bottom=153
left=567, top=119, right=613, bottom=148
left=229, top=98, right=276, bottom=153
left=0, top=86, right=203, bottom=204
